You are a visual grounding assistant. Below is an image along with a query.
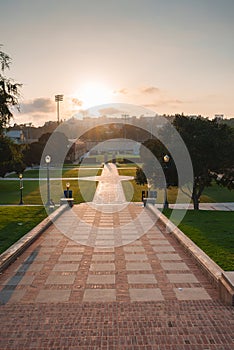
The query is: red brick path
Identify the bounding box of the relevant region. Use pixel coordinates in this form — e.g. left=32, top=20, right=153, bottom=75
left=0, top=203, right=233, bottom=349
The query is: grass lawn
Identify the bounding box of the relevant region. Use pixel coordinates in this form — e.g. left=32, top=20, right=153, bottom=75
left=202, top=183, right=234, bottom=202
left=163, top=209, right=234, bottom=271
left=0, top=167, right=103, bottom=205
left=118, top=168, right=148, bottom=201
left=0, top=206, right=47, bottom=254
left=118, top=168, right=234, bottom=203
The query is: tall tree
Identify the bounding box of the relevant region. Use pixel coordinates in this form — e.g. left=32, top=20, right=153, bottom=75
left=173, top=115, right=234, bottom=209
left=0, top=46, right=22, bottom=132
left=0, top=47, right=24, bottom=176
left=0, top=135, right=25, bottom=177
left=135, top=115, right=234, bottom=209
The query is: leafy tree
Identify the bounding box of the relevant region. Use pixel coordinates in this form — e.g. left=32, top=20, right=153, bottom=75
left=135, top=138, right=177, bottom=190
left=0, top=46, right=22, bottom=132
left=0, top=47, right=24, bottom=176
left=173, top=115, right=234, bottom=209
left=23, top=132, right=72, bottom=166
left=0, top=135, right=25, bottom=177
left=135, top=115, right=234, bottom=209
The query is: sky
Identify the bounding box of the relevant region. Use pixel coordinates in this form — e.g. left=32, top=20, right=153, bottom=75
left=1, top=0, right=234, bottom=126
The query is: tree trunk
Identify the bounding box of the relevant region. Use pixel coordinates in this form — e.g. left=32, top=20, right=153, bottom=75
left=192, top=193, right=200, bottom=210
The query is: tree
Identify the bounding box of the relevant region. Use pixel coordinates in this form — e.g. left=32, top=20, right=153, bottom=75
left=23, top=132, right=72, bottom=166
left=0, top=135, right=25, bottom=177
left=135, top=115, right=234, bottom=209
left=173, top=115, right=234, bottom=209
left=0, top=46, right=22, bottom=132
left=135, top=138, right=177, bottom=190
left=0, top=47, right=24, bottom=176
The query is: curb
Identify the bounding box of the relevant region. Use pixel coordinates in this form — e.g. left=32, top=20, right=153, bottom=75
left=0, top=205, right=69, bottom=273
left=147, top=204, right=234, bottom=306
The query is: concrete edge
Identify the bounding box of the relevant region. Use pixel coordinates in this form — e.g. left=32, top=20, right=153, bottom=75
left=147, top=204, right=234, bottom=306
left=0, top=205, right=69, bottom=273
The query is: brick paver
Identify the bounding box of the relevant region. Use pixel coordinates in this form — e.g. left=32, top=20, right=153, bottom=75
left=0, top=164, right=233, bottom=349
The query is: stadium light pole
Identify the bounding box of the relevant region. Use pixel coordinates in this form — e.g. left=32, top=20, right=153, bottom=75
left=55, top=94, right=63, bottom=124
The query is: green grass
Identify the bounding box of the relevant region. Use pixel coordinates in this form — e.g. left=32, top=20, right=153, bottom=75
left=164, top=209, right=234, bottom=271
left=118, top=168, right=147, bottom=201
left=118, top=168, right=234, bottom=204
left=0, top=180, right=42, bottom=204
left=0, top=167, right=103, bottom=205
left=202, top=183, right=234, bottom=202
left=0, top=180, right=98, bottom=205
left=0, top=206, right=47, bottom=254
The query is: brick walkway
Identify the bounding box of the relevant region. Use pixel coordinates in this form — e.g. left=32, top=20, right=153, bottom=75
left=0, top=164, right=233, bottom=349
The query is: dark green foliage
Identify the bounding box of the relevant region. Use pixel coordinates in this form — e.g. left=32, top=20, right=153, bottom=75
left=0, top=135, right=25, bottom=177
left=0, top=46, right=22, bottom=131
left=23, top=131, right=71, bottom=166
left=173, top=116, right=234, bottom=209
left=135, top=167, right=147, bottom=185
left=136, top=115, right=234, bottom=209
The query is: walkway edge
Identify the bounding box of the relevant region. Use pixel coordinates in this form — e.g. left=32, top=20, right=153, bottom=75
left=0, top=205, right=69, bottom=273
left=147, top=204, right=234, bottom=306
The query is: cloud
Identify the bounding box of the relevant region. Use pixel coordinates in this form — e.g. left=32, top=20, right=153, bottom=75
left=140, top=86, right=160, bottom=94
left=21, top=98, right=55, bottom=114
left=72, top=98, right=83, bottom=107
left=143, top=98, right=183, bottom=108
left=113, top=88, right=128, bottom=95
left=98, top=107, right=123, bottom=115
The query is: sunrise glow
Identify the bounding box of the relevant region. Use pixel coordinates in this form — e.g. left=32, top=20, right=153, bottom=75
left=74, top=82, right=114, bottom=109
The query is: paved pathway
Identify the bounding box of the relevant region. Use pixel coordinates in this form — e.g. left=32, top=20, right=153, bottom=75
left=0, top=164, right=233, bottom=349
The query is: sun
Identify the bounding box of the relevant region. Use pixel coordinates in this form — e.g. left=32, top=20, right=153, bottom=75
left=74, top=82, right=113, bottom=109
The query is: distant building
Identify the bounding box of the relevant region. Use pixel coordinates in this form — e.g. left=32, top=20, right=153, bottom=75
left=6, top=130, right=25, bottom=144
left=67, top=139, right=87, bottom=163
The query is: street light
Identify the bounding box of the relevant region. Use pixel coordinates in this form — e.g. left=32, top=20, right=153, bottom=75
left=45, top=155, right=52, bottom=206
left=147, top=179, right=152, bottom=198
left=66, top=182, right=70, bottom=198
left=19, top=174, right=24, bottom=205
left=163, top=154, right=170, bottom=209
left=55, top=94, right=63, bottom=124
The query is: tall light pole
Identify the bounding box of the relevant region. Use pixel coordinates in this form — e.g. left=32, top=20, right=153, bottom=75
left=163, top=154, right=170, bottom=210
left=19, top=174, right=24, bottom=205
left=55, top=94, right=63, bottom=124
left=45, top=155, right=51, bottom=206
left=122, top=114, right=129, bottom=139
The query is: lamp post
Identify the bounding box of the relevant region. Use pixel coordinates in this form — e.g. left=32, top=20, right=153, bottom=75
left=55, top=94, right=63, bottom=124
left=147, top=180, right=152, bottom=198
left=45, top=155, right=51, bottom=206
left=66, top=182, right=70, bottom=198
left=19, top=174, right=24, bottom=205
left=163, top=154, right=170, bottom=209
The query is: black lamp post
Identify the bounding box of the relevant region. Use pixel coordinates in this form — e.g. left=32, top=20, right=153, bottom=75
left=19, top=173, right=24, bottom=205
left=45, top=155, right=51, bottom=206
left=163, top=154, right=170, bottom=209
left=66, top=182, right=70, bottom=198
left=147, top=180, right=152, bottom=198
